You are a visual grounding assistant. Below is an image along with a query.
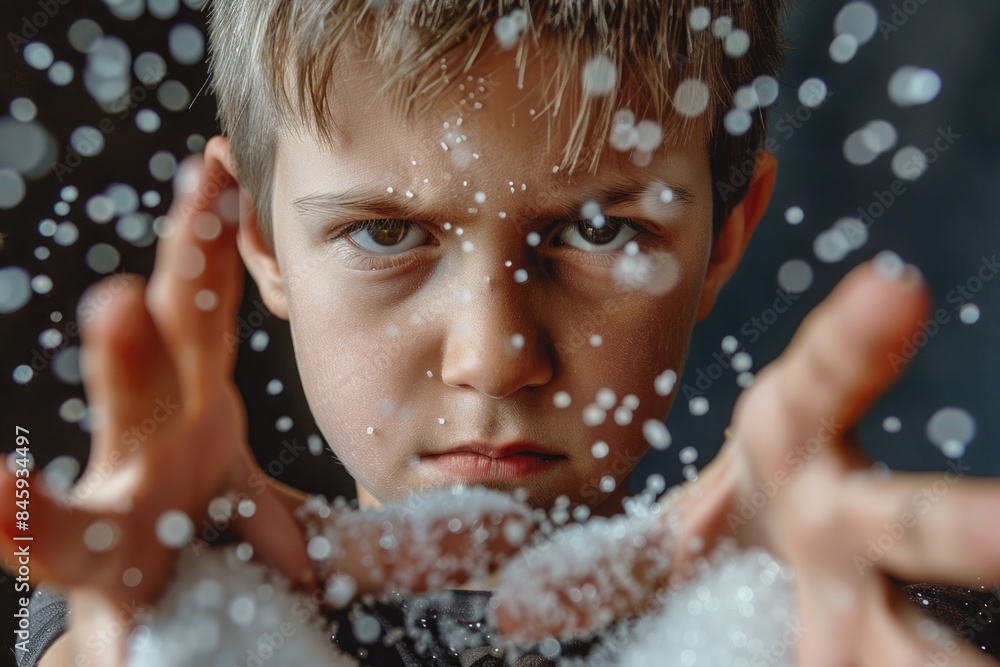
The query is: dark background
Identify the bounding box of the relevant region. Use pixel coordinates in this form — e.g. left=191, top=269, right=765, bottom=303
left=1, top=1, right=998, bottom=665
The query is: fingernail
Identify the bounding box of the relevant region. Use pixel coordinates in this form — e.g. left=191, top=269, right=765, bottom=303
left=903, top=262, right=924, bottom=286
left=872, top=251, right=906, bottom=281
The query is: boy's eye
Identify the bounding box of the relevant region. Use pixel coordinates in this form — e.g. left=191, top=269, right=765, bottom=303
left=342, top=219, right=431, bottom=254
left=554, top=217, right=643, bottom=253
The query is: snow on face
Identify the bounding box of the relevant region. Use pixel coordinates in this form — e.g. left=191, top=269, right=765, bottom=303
left=265, top=38, right=716, bottom=515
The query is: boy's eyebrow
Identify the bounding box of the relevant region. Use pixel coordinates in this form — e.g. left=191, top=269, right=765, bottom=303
left=291, top=176, right=694, bottom=226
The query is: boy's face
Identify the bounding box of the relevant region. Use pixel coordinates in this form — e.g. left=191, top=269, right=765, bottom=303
left=246, top=39, right=730, bottom=513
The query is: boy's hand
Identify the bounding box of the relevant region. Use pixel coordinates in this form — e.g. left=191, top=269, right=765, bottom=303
left=493, top=255, right=1000, bottom=665
left=0, top=144, right=316, bottom=666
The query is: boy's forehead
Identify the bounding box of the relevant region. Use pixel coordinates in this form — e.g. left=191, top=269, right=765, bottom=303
left=275, top=37, right=710, bottom=217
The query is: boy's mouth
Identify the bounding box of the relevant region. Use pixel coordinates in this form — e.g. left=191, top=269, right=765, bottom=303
left=420, top=441, right=567, bottom=482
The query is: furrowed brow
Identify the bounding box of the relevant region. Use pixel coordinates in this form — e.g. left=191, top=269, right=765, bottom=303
left=291, top=187, right=417, bottom=227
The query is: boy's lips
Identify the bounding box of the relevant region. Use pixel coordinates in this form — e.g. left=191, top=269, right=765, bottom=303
left=419, top=441, right=567, bottom=482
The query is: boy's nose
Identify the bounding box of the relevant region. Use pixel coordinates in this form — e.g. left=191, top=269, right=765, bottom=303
left=439, top=274, right=553, bottom=399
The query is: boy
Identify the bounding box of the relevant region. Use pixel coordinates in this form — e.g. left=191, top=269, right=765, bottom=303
left=5, top=0, right=1000, bottom=665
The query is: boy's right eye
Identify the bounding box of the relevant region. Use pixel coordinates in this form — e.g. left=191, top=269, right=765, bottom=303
left=338, top=219, right=432, bottom=254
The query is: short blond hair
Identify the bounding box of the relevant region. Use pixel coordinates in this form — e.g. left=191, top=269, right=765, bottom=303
left=207, top=0, right=785, bottom=246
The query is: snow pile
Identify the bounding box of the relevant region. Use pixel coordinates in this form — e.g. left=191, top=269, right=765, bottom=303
left=125, top=545, right=355, bottom=667
left=609, top=545, right=799, bottom=667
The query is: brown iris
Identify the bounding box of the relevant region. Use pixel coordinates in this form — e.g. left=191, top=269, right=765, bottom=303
left=366, top=219, right=408, bottom=246
left=576, top=217, right=621, bottom=246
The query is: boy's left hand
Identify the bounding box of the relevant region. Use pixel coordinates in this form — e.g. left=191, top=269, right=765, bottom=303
left=492, top=255, right=999, bottom=666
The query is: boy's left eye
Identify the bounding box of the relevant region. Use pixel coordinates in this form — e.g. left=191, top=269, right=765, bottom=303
left=341, top=219, right=432, bottom=254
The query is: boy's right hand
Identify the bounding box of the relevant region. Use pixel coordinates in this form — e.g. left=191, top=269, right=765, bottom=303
left=0, top=144, right=317, bottom=666
left=0, top=139, right=536, bottom=667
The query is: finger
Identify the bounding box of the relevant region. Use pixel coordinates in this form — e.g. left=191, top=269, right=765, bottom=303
left=66, top=588, right=141, bottom=667
left=77, top=274, right=179, bottom=464
left=837, top=471, right=1000, bottom=587
left=299, top=486, right=534, bottom=608
left=733, top=253, right=931, bottom=473
left=145, top=143, right=243, bottom=400
left=228, top=470, right=319, bottom=592
left=860, top=583, right=996, bottom=667
left=0, top=462, right=166, bottom=601
left=793, top=566, right=865, bottom=666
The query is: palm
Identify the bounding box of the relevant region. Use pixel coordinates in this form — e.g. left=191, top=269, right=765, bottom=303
left=493, top=255, right=1000, bottom=666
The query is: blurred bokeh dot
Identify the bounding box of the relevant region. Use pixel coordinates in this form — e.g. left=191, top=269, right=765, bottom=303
left=39, top=328, right=63, bottom=349
left=927, top=407, right=976, bottom=450
left=54, top=201, right=70, bottom=215
left=157, top=80, right=191, bottom=112
left=798, top=77, right=828, bottom=108
left=34, top=247, right=50, bottom=260
left=0, top=118, right=56, bottom=177
left=24, top=43, right=54, bottom=70
left=266, top=379, right=284, bottom=395
left=53, top=346, right=82, bottom=384
left=0, top=169, right=26, bottom=209
left=187, top=133, right=206, bottom=152
left=116, top=213, right=149, bottom=242
left=829, top=34, right=858, bottom=64
left=959, top=303, right=980, bottom=324
left=883, top=416, right=902, bottom=433
left=86, top=195, right=116, bottom=223
left=61, top=186, right=79, bottom=202
left=68, top=19, right=104, bottom=52
left=107, top=183, right=139, bottom=214
left=834, top=2, right=878, bottom=45
left=31, top=275, right=53, bottom=295
left=813, top=229, right=851, bottom=263
left=106, top=0, right=146, bottom=21
left=134, top=52, right=167, bottom=86
left=724, top=108, right=752, bottom=136
left=10, top=98, right=38, bottom=122
left=249, top=330, right=269, bottom=352
left=38, top=219, right=57, bottom=237
left=48, top=62, right=75, bottom=86
left=168, top=24, right=205, bottom=65
left=784, top=206, right=804, bottom=224
left=59, top=398, right=87, bottom=423
left=71, top=126, right=105, bottom=157
left=777, top=259, right=814, bottom=294
left=90, top=37, right=131, bottom=77
left=148, top=0, right=180, bottom=19
left=892, top=146, right=928, bottom=180
left=12, top=365, right=34, bottom=385
left=141, top=190, right=161, bottom=208
left=276, top=416, right=293, bottom=432
left=0, top=267, right=32, bottom=313
left=149, top=151, right=178, bottom=181
left=54, top=222, right=80, bottom=246
left=86, top=244, right=122, bottom=274
left=136, top=109, right=161, bottom=133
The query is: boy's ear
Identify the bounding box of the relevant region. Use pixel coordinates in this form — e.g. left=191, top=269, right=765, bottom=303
left=694, top=149, right=777, bottom=322
left=204, top=135, right=289, bottom=320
